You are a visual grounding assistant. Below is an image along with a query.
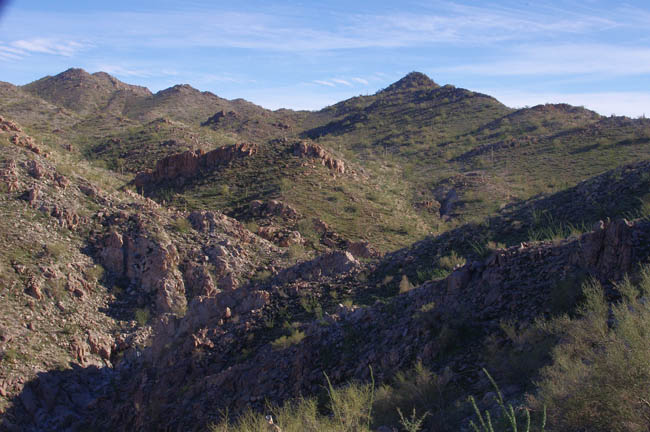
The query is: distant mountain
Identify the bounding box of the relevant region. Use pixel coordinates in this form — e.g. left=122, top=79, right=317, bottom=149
left=22, top=68, right=151, bottom=115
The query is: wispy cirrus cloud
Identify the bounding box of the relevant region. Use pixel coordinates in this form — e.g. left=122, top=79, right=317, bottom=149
left=313, top=76, right=373, bottom=88
left=0, top=44, right=23, bottom=60
left=12, top=38, right=85, bottom=56
left=314, top=80, right=336, bottom=87
left=331, top=78, right=352, bottom=87
left=1, top=2, right=639, bottom=55
left=0, top=37, right=88, bottom=61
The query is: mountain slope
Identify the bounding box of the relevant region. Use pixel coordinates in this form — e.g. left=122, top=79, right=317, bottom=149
left=22, top=68, right=152, bottom=116
left=1, top=69, right=650, bottom=431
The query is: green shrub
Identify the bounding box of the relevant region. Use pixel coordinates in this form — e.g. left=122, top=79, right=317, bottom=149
left=85, top=264, right=105, bottom=284
left=134, top=308, right=150, bottom=326
left=531, top=271, right=650, bottom=431
left=374, top=361, right=459, bottom=430
left=44, top=242, right=67, bottom=260
left=210, top=374, right=375, bottom=432
left=439, top=251, right=466, bottom=271
left=271, top=329, right=306, bottom=350
left=399, top=274, right=414, bottom=293
left=171, top=217, right=192, bottom=234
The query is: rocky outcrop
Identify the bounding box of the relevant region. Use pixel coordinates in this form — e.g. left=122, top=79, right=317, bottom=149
left=201, top=110, right=239, bottom=127
left=97, top=215, right=186, bottom=315
left=182, top=262, right=217, bottom=298
left=8, top=211, right=650, bottom=431
left=95, top=218, right=650, bottom=431
left=0, top=116, right=21, bottom=133
left=256, top=225, right=303, bottom=247
left=249, top=200, right=300, bottom=219
left=134, top=142, right=257, bottom=188
left=292, top=141, right=345, bottom=174
left=1, top=116, right=43, bottom=155
left=0, top=160, right=19, bottom=192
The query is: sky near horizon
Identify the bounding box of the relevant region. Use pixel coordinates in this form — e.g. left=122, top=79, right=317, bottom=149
left=0, top=0, right=649, bottom=116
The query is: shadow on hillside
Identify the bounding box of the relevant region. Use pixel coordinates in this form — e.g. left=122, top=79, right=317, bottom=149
left=369, top=160, right=650, bottom=295
left=1, top=363, right=116, bottom=432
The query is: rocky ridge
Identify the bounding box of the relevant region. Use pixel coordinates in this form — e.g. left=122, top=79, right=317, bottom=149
left=18, top=217, right=644, bottom=431
left=134, top=142, right=258, bottom=189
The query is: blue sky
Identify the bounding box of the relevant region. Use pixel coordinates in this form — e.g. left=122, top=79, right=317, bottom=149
left=0, top=0, right=649, bottom=116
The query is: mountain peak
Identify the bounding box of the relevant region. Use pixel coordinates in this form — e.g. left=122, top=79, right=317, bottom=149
left=57, top=67, right=92, bottom=80
left=381, top=72, right=439, bottom=93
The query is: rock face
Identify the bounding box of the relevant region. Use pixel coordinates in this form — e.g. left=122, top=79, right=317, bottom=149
left=98, top=216, right=186, bottom=315
left=134, top=142, right=257, bottom=188
left=292, top=141, right=345, bottom=174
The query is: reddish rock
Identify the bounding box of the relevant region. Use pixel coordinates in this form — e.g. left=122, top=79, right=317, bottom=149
left=218, top=273, right=238, bottom=291
left=279, top=231, right=303, bottom=247
left=100, top=231, right=124, bottom=274
left=0, top=116, right=22, bottom=133
left=71, top=337, right=90, bottom=366
left=0, top=160, right=19, bottom=192
left=27, top=160, right=48, bottom=179
left=50, top=205, right=81, bottom=229
left=277, top=250, right=359, bottom=283
left=293, top=141, right=345, bottom=174
left=88, top=331, right=112, bottom=360
left=54, top=173, right=70, bottom=189
left=134, top=142, right=258, bottom=188
left=25, top=276, right=43, bottom=300
left=188, top=210, right=226, bottom=233
left=183, top=262, right=217, bottom=297
left=11, top=134, right=41, bottom=154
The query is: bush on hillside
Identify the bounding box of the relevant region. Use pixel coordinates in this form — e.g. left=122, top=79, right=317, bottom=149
left=531, top=270, right=650, bottom=431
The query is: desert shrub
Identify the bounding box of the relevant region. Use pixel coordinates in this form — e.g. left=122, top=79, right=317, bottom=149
left=373, top=362, right=461, bottom=431
left=244, top=220, right=259, bottom=234
left=271, top=329, right=306, bottom=350
left=251, top=269, right=272, bottom=282
left=44, top=242, right=67, bottom=260
left=134, top=307, right=150, bottom=326
left=547, top=271, right=587, bottom=315
left=531, top=272, right=650, bottom=431
left=527, top=214, right=587, bottom=242
left=399, top=274, right=414, bottom=293
left=439, top=251, right=466, bottom=271
left=171, top=217, right=192, bottom=234
left=483, top=320, right=556, bottom=387
left=85, top=264, right=105, bottom=284
left=210, top=376, right=375, bottom=432
left=286, top=243, right=307, bottom=261
left=299, top=295, right=323, bottom=319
